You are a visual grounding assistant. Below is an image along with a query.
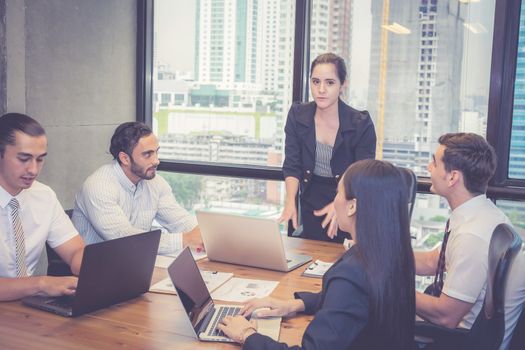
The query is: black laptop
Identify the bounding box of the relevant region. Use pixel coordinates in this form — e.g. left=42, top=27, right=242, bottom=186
left=22, top=229, right=161, bottom=317
left=167, top=248, right=282, bottom=342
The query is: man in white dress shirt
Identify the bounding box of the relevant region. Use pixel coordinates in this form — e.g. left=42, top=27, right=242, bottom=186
left=415, top=133, right=525, bottom=349
left=72, top=122, right=201, bottom=254
left=0, top=113, right=84, bottom=301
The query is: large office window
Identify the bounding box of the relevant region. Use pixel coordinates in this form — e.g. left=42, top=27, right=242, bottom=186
left=309, top=0, right=495, bottom=176
left=146, top=0, right=525, bottom=222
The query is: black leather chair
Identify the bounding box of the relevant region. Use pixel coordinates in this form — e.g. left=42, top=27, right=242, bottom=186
left=46, top=209, right=74, bottom=276
left=509, top=304, right=525, bottom=349
left=415, top=223, right=523, bottom=350
left=397, top=166, right=418, bottom=221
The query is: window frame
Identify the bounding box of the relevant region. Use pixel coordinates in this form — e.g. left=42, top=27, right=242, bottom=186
left=137, top=0, right=525, bottom=201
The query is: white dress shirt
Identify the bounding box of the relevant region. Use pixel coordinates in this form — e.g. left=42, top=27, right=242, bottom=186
left=72, top=161, right=197, bottom=254
left=442, top=194, right=525, bottom=349
left=0, top=182, right=78, bottom=277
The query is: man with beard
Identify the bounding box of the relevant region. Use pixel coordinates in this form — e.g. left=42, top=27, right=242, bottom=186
left=72, top=122, right=200, bottom=254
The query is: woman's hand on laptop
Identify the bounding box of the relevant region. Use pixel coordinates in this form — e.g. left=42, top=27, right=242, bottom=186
left=218, top=315, right=257, bottom=344
left=241, top=297, right=305, bottom=318
left=37, top=276, right=78, bottom=297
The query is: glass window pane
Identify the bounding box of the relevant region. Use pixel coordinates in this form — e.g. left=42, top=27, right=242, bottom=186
left=496, top=200, right=525, bottom=240
left=411, top=192, right=450, bottom=292
left=153, top=0, right=295, bottom=170
left=158, top=171, right=284, bottom=219
left=309, top=0, right=495, bottom=176
left=411, top=193, right=450, bottom=250
left=510, top=2, right=525, bottom=179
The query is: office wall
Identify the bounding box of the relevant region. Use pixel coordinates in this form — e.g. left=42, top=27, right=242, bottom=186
left=3, top=0, right=137, bottom=207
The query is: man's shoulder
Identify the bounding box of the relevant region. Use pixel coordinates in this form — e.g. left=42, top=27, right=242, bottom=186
left=456, top=200, right=511, bottom=242
left=471, top=199, right=510, bottom=227
left=83, top=163, right=119, bottom=187
left=27, top=181, right=56, bottom=197
left=22, top=181, right=59, bottom=205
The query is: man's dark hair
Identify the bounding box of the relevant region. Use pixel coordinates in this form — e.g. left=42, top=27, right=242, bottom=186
left=438, top=133, right=497, bottom=195
left=109, top=122, right=153, bottom=163
left=0, top=113, right=46, bottom=156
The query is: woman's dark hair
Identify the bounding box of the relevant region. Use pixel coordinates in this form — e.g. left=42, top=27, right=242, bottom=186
left=438, top=133, right=496, bottom=195
left=0, top=113, right=46, bottom=156
left=342, top=159, right=415, bottom=350
left=310, top=52, right=347, bottom=84
left=109, top=122, right=153, bottom=163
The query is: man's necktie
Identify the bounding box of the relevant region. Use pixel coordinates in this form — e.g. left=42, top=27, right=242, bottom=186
left=427, top=219, right=451, bottom=297
left=8, top=198, right=28, bottom=277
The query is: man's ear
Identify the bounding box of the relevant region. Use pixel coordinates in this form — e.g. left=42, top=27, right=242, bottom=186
left=347, top=199, right=357, bottom=217
left=448, top=170, right=462, bottom=187
left=118, top=151, right=130, bottom=166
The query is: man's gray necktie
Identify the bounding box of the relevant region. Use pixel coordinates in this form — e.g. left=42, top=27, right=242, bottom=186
left=8, top=198, right=28, bottom=277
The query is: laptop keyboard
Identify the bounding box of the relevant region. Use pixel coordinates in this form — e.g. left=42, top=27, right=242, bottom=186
left=207, top=306, right=242, bottom=337
left=46, top=296, right=74, bottom=309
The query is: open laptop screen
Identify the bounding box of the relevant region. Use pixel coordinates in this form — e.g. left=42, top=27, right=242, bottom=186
left=168, top=248, right=214, bottom=331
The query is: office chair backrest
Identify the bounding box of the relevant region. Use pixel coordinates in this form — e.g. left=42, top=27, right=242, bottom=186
left=509, top=303, right=525, bottom=350
left=466, top=223, right=522, bottom=350
left=397, top=167, right=417, bottom=220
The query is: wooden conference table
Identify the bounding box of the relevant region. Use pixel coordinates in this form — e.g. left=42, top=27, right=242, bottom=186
left=0, top=237, right=345, bottom=349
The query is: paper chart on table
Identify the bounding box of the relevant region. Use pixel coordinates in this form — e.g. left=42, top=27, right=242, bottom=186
left=211, top=278, right=279, bottom=302
left=150, top=270, right=233, bottom=295
left=154, top=248, right=207, bottom=268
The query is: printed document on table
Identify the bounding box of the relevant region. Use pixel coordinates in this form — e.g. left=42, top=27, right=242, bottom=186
left=150, top=270, right=233, bottom=295
left=154, top=248, right=207, bottom=268
left=211, top=278, right=279, bottom=302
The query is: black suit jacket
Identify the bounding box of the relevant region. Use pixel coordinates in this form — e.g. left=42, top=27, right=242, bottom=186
left=282, top=99, right=376, bottom=191
left=243, top=246, right=379, bottom=350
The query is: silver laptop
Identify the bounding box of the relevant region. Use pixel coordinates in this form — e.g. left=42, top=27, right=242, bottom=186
left=22, top=230, right=161, bottom=317
left=196, top=211, right=312, bottom=272
left=168, top=247, right=281, bottom=342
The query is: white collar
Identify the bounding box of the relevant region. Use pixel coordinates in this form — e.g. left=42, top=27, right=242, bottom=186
left=449, top=194, right=487, bottom=231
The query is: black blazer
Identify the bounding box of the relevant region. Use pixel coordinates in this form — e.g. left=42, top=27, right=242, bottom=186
left=282, top=99, right=376, bottom=192
left=243, top=246, right=379, bottom=350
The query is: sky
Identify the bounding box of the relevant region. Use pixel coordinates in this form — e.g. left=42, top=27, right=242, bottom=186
left=155, top=0, right=196, bottom=72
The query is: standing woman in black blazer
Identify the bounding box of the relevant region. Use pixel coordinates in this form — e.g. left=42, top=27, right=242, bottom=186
left=279, top=53, right=376, bottom=242
left=218, top=160, right=415, bottom=350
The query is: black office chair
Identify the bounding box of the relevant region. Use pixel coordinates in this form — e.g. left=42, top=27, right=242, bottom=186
left=509, top=303, right=525, bottom=349
left=415, top=223, right=523, bottom=350
left=46, top=209, right=74, bottom=276
left=397, top=166, right=417, bottom=221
